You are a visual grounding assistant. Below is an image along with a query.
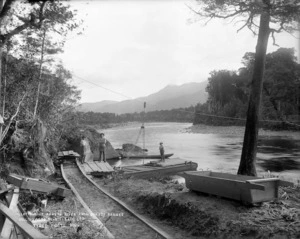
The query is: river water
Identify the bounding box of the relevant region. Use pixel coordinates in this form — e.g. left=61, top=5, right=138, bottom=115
left=102, top=122, right=300, bottom=182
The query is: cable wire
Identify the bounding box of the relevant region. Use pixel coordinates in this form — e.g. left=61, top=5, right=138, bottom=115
left=71, top=74, right=300, bottom=128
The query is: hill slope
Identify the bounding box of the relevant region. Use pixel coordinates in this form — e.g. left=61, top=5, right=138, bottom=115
left=78, top=81, right=208, bottom=114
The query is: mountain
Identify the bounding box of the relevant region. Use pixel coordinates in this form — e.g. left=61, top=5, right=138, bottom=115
left=78, top=81, right=208, bottom=114
left=77, top=100, right=117, bottom=112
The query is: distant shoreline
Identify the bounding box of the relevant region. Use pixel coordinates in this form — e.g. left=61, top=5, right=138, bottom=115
left=186, top=124, right=300, bottom=139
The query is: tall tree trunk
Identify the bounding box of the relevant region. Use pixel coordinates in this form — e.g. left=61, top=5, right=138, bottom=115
left=0, top=0, right=4, bottom=163
left=33, top=29, right=46, bottom=120
left=2, top=46, right=8, bottom=117
left=238, top=8, right=271, bottom=176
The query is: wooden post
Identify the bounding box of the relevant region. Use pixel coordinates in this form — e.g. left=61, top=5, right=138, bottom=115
left=0, top=202, right=48, bottom=239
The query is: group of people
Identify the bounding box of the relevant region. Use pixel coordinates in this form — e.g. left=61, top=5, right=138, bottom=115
left=80, top=133, right=107, bottom=163
left=80, top=133, right=166, bottom=163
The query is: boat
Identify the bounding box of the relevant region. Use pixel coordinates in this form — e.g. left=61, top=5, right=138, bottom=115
left=181, top=171, right=294, bottom=204
left=121, top=159, right=197, bottom=178
left=126, top=153, right=174, bottom=159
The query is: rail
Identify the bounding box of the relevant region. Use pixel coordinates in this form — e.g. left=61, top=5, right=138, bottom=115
left=60, top=164, right=114, bottom=239
left=74, top=158, right=172, bottom=239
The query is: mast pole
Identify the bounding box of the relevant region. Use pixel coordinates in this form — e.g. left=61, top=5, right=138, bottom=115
left=142, top=102, right=146, bottom=165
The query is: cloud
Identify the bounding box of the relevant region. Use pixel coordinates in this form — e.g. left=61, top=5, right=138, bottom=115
left=61, top=0, right=299, bottom=103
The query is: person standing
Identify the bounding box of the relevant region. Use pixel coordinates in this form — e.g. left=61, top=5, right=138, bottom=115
left=159, top=142, right=165, bottom=162
left=80, top=136, right=93, bottom=163
left=98, top=133, right=107, bottom=162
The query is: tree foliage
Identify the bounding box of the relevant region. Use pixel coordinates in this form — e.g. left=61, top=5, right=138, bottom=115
left=194, top=48, right=300, bottom=128
left=191, top=0, right=300, bottom=40
left=191, top=0, right=300, bottom=176
left=0, top=0, right=81, bottom=177
left=76, top=106, right=196, bottom=126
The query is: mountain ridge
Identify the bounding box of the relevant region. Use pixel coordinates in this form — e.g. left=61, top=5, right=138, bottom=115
left=77, top=81, right=208, bottom=114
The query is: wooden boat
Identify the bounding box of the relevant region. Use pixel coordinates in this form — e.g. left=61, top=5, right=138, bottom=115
left=182, top=171, right=294, bottom=204
left=122, top=159, right=198, bottom=179
left=126, top=153, right=174, bottom=159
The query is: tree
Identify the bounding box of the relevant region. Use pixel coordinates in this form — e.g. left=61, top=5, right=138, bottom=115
left=0, top=0, right=80, bottom=144
left=0, top=1, right=81, bottom=175
left=191, top=0, right=300, bottom=175
left=240, top=48, right=300, bottom=123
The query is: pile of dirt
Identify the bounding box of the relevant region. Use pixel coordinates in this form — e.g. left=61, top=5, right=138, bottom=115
left=137, top=192, right=220, bottom=237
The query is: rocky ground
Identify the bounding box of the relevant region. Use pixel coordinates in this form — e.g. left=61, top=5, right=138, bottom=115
left=98, top=176, right=300, bottom=239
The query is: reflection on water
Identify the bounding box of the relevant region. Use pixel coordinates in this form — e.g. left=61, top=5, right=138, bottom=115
left=259, top=157, right=300, bottom=172
left=102, top=122, right=300, bottom=178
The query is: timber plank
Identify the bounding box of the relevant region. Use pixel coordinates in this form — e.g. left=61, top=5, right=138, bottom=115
left=125, top=166, right=153, bottom=171
left=94, top=162, right=114, bottom=172
left=0, top=203, right=48, bottom=239
left=102, top=162, right=114, bottom=172
left=122, top=167, right=141, bottom=172
left=0, top=186, right=15, bottom=196
left=7, top=174, right=70, bottom=197
left=1, top=188, right=22, bottom=239
left=96, top=162, right=107, bottom=171
left=93, top=162, right=107, bottom=172
left=81, top=163, right=94, bottom=174
left=86, top=162, right=101, bottom=172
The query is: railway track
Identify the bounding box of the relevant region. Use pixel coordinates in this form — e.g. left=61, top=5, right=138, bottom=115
left=61, top=162, right=170, bottom=239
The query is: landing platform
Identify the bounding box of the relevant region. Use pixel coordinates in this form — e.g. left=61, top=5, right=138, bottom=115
left=121, top=158, right=198, bottom=179
left=81, top=161, right=114, bottom=176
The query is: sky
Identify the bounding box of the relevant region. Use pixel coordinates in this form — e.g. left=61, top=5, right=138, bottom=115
left=59, top=0, right=300, bottom=103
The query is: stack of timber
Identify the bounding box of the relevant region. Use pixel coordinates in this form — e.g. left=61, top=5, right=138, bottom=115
left=80, top=160, right=114, bottom=177
left=57, top=150, right=80, bottom=158
left=0, top=187, right=48, bottom=239
left=7, top=174, right=71, bottom=198
left=56, top=150, right=81, bottom=165
left=121, top=158, right=198, bottom=179
left=182, top=171, right=294, bottom=205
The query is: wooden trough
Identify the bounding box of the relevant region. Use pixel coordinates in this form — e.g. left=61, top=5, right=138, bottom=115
left=7, top=174, right=71, bottom=198
left=182, top=171, right=294, bottom=204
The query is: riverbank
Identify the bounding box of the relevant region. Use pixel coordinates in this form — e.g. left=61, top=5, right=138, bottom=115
left=186, top=124, right=300, bottom=139
left=97, top=176, right=300, bottom=239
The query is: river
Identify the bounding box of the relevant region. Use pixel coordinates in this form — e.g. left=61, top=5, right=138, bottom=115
left=102, top=122, right=300, bottom=182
